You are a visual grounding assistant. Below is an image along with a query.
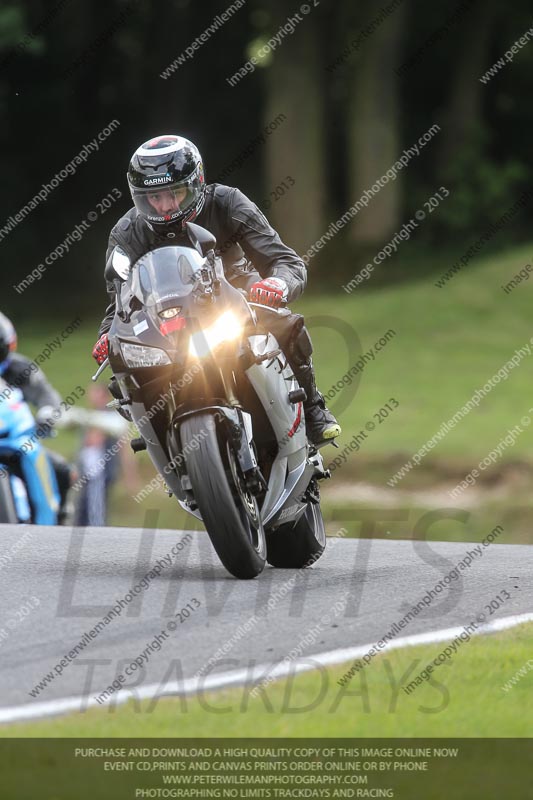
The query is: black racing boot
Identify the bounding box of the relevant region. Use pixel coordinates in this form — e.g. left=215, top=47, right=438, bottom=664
left=292, top=360, right=341, bottom=446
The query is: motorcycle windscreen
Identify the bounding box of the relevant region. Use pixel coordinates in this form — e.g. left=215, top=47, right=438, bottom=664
left=125, top=246, right=206, bottom=315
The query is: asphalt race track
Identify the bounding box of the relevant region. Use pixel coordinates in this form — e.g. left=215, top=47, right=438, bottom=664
left=1, top=525, right=532, bottom=722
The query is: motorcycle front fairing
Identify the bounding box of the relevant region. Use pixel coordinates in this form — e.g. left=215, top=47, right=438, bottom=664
left=107, top=246, right=255, bottom=503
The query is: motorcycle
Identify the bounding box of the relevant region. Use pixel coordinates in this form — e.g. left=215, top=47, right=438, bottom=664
left=97, top=222, right=330, bottom=578
left=0, top=379, right=61, bottom=524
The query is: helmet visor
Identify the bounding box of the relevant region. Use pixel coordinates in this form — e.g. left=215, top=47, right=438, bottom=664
left=131, top=171, right=203, bottom=225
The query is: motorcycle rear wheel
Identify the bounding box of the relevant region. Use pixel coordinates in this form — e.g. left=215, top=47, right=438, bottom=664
left=181, top=412, right=266, bottom=579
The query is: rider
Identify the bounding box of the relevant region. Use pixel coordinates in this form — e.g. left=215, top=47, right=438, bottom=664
left=0, top=312, right=72, bottom=520
left=92, top=135, right=341, bottom=445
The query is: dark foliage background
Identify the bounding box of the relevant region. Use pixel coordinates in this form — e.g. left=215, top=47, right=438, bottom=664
left=1, top=0, right=532, bottom=312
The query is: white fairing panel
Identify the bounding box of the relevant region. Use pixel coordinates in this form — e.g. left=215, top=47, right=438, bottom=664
left=245, top=333, right=308, bottom=523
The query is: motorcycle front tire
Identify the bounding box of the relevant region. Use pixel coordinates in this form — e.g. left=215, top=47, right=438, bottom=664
left=180, top=412, right=266, bottom=580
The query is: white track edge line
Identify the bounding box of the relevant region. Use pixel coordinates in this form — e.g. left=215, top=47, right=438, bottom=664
left=1, top=611, right=532, bottom=725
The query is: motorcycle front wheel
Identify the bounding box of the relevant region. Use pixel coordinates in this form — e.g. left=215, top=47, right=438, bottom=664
left=180, top=412, right=266, bottom=579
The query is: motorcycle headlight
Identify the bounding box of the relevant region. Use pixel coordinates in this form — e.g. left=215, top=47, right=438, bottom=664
left=189, top=310, right=243, bottom=359
left=159, top=307, right=181, bottom=320
left=121, top=343, right=171, bottom=368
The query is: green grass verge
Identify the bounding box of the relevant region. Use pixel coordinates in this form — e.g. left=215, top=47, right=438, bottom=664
left=4, top=623, right=532, bottom=738
left=300, top=241, right=533, bottom=462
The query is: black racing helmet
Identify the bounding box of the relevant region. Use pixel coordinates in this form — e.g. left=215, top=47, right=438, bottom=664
left=127, top=135, right=206, bottom=233
left=0, top=312, right=17, bottom=366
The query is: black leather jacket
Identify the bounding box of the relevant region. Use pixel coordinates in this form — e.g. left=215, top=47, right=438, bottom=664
left=98, top=183, right=307, bottom=337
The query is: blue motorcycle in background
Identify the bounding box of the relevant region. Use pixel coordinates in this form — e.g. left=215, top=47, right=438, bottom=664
left=0, top=378, right=61, bottom=524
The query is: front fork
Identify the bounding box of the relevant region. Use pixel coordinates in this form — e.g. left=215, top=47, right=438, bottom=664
left=218, top=361, right=240, bottom=408
left=218, top=362, right=267, bottom=496
left=172, top=403, right=266, bottom=501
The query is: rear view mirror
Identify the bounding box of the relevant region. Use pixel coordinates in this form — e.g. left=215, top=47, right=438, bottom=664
left=186, top=222, right=217, bottom=257
left=104, top=247, right=131, bottom=321
left=104, top=246, right=131, bottom=283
